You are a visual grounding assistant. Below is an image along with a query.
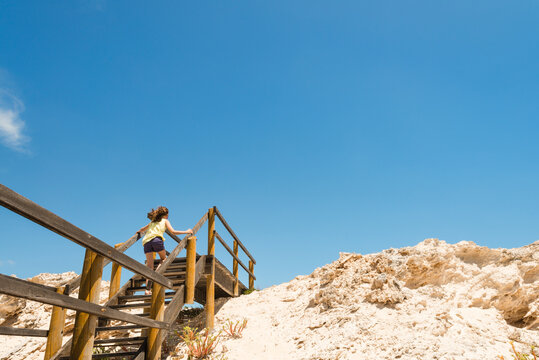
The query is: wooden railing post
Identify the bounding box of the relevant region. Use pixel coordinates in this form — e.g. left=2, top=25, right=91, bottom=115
left=108, top=243, right=123, bottom=300
left=70, top=249, right=104, bottom=360
left=147, top=282, right=165, bottom=360
left=249, top=260, right=255, bottom=290
left=44, top=286, right=66, bottom=360
left=142, top=251, right=157, bottom=338
left=206, top=207, right=215, bottom=330
left=233, top=240, right=239, bottom=296
left=185, top=236, right=196, bottom=304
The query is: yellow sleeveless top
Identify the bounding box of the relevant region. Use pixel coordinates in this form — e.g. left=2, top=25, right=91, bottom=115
left=142, top=219, right=167, bottom=245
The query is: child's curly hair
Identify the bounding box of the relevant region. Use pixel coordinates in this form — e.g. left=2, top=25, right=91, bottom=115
left=147, top=206, right=169, bottom=223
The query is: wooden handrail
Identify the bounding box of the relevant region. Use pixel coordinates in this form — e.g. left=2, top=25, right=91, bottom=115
left=164, top=210, right=208, bottom=244
left=0, top=274, right=169, bottom=329
left=66, top=232, right=141, bottom=294
left=0, top=326, right=48, bottom=337
left=214, top=206, right=256, bottom=264
left=156, top=211, right=208, bottom=274
left=214, top=231, right=256, bottom=280
left=0, top=184, right=172, bottom=289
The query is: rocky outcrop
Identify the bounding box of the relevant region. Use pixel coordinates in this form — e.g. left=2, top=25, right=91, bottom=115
left=0, top=272, right=110, bottom=360
left=210, top=239, right=538, bottom=360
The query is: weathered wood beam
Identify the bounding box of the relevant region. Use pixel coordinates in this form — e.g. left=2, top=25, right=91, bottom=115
left=206, top=208, right=215, bottom=330
left=0, top=274, right=168, bottom=329
left=249, top=260, right=255, bottom=290
left=194, top=255, right=206, bottom=286
left=155, top=237, right=187, bottom=275
left=185, top=237, right=196, bottom=303
left=214, top=206, right=255, bottom=264
left=108, top=243, right=123, bottom=300
left=44, top=286, right=67, bottom=360
left=214, top=231, right=256, bottom=280
left=164, top=211, right=208, bottom=244
left=0, top=184, right=172, bottom=289
left=147, top=282, right=165, bottom=360
left=0, top=326, right=48, bottom=337
left=163, top=285, right=185, bottom=325
left=67, top=233, right=140, bottom=294
left=233, top=240, right=239, bottom=296
left=70, top=249, right=104, bottom=360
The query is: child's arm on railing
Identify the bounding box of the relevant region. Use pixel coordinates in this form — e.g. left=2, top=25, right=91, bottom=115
left=136, top=224, right=150, bottom=238
left=165, top=219, right=193, bottom=235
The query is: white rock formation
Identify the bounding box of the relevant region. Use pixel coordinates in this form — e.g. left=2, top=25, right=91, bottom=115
left=206, top=239, right=538, bottom=360
left=0, top=272, right=110, bottom=360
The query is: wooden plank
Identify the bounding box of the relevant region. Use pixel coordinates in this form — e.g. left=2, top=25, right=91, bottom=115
left=194, top=255, right=206, bottom=286
left=249, top=260, right=255, bottom=290
left=164, top=211, right=208, bottom=243
left=207, top=257, right=234, bottom=297
left=0, top=326, right=48, bottom=337
left=147, top=282, right=165, bottom=360
left=157, top=285, right=185, bottom=348
left=185, top=236, right=196, bottom=303
left=67, top=233, right=140, bottom=294
left=110, top=300, right=172, bottom=309
left=214, top=231, right=256, bottom=280
left=94, top=336, right=146, bottom=345
left=0, top=274, right=168, bottom=329
left=44, top=286, right=67, bottom=360
left=118, top=293, right=176, bottom=302
left=88, top=352, right=138, bottom=359
left=233, top=240, right=239, bottom=296
left=70, top=250, right=104, bottom=360
left=163, top=285, right=185, bottom=323
left=108, top=243, right=123, bottom=300
left=96, top=325, right=146, bottom=332
left=206, top=208, right=215, bottom=329
left=0, top=184, right=172, bottom=289
left=214, top=206, right=256, bottom=264
left=204, top=257, right=247, bottom=297
left=155, top=237, right=188, bottom=275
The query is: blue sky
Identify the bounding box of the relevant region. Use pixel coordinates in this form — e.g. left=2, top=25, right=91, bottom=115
left=0, top=1, right=538, bottom=289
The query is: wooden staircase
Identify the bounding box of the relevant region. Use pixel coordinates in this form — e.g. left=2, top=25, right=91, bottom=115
left=0, top=184, right=255, bottom=360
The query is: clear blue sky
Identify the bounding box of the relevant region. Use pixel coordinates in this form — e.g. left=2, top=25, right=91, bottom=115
left=1, top=1, right=538, bottom=289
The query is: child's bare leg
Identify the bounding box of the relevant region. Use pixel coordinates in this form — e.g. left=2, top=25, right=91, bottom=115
left=157, top=250, right=167, bottom=261
left=145, top=252, right=155, bottom=294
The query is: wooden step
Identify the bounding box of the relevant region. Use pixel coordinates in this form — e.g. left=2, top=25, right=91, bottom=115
left=96, top=324, right=146, bottom=332
left=59, top=353, right=139, bottom=360
left=127, top=282, right=184, bottom=292
left=94, top=336, right=146, bottom=345
left=163, top=270, right=186, bottom=276
left=110, top=300, right=172, bottom=310
left=119, top=292, right=176, bottom=302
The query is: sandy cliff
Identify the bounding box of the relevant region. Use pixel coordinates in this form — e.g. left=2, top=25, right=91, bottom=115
left=207, top=239, right=538, bottom=359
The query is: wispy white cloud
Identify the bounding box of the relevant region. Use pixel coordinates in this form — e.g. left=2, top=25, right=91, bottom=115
left=0, top=90, right=30, bottom=152
left=0, top=259, right=16, bottom=266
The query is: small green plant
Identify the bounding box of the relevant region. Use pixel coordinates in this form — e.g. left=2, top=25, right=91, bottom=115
left=177, top=326, right=221, bottom=359
left=242, top=288, right=257, bottom=295
left=222, top=319, right=248, bottom=338
left=498, top=342, right=537, bottom=360
left=178, top=326, right=198, bottom=343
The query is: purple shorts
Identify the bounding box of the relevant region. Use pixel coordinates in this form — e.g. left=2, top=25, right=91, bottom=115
left=144, top=237, right=165, bottom=254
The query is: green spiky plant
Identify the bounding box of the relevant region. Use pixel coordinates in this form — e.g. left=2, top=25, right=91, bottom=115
left=177, top=326, right=221, bottom=359
left=222, top=319, right=248, bottom=338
